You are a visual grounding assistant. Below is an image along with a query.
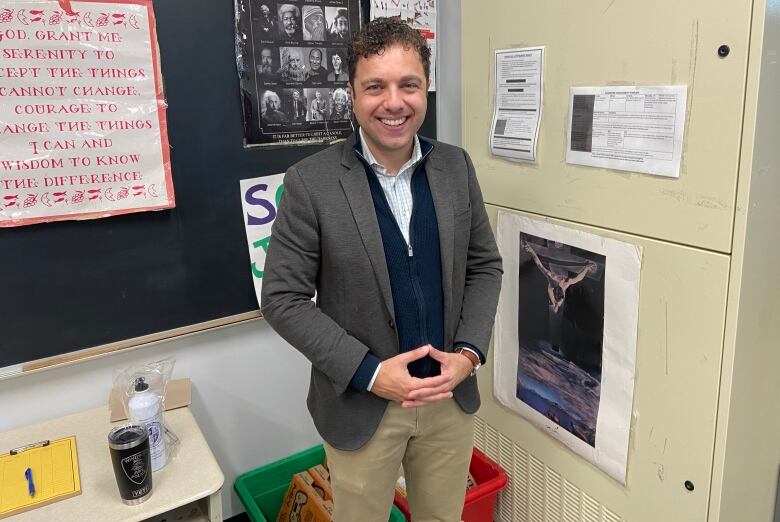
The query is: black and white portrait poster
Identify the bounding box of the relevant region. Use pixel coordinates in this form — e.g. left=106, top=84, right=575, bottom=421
left=494, top=211, right=641, bottom=484
left=235, top=0, right=360, bottom=146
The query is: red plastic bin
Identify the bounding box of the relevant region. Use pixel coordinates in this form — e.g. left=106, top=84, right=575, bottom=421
left=393, top=447, right=508, bottom=522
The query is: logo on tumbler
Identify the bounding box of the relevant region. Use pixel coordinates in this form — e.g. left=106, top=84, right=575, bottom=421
left=121, top=449, right=149, bottom=485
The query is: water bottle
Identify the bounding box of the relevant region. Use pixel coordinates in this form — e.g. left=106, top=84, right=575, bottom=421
left=128, top=377, right=167, bottom=471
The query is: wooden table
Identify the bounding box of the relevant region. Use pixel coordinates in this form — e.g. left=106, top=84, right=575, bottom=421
left=0, top=406, right=224, bottom=521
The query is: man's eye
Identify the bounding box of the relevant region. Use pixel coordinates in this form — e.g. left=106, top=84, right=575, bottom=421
left=403, top=83, right=419, bottom=89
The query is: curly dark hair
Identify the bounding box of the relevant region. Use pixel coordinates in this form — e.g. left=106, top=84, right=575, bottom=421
left=347, top=17, right=431, bottom=85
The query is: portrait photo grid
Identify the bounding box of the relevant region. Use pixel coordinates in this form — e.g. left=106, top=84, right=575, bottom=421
left=237, top=1, right=361, bottom=146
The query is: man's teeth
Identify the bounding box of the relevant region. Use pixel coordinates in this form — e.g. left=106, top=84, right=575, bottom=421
left=381, top=117, right=407, bottom=126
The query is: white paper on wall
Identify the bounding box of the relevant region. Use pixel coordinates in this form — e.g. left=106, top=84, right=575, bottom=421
left=565, top=85, right=687, bottom=178
left=490, top=47, right=544, bottom=162
left=494, top=211, right=641, bottom=484
left=0, top=0, right=174, bottom=227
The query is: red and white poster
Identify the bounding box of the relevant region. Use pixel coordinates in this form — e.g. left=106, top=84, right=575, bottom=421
left=0, top=0, right=174, bottom=227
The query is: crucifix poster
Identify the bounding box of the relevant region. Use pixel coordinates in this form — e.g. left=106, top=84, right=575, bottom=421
left=494, top=211, right=641, bottom=484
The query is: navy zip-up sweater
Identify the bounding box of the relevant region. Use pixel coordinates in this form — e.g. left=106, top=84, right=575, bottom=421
left=349, top=137, right=445, bottom=390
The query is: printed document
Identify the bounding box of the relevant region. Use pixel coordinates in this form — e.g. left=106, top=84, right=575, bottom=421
left=490, top=47, right=544, bottom=162
left=566, top=86, right=687, bottom=177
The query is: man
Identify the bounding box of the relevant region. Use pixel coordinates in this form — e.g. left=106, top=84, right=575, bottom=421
left=286, top=88, right=307, bottom=122
left=328, top=8, right=350, bottom=41
left=256, top=3, right=276, bottom=36
left=261, top=90, right=289, bottom=124
left=280, top=48, right=308, bottom=82
left=257, top=47, right=278, bottom=82
left=278, top=4, right=302, bottom=41
left=308, top=89, right=327, bottom=121
left=327, top=49, right=348, bottom=81
left=262, top=18, right=502, bottom=522
left=306, top=48, right=328, bottom=83
left=329, top=88, right=350, bottom=120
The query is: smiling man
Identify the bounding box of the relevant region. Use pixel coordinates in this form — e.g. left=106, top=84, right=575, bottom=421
left=262, top=18, right=502, bottom=522
left=278, top=4, right=301, bottom=41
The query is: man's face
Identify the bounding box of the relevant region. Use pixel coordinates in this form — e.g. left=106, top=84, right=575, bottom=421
left=334, top=16, right=348, bottom=36
left=331, top=53, right=342, bottom=70
left=260, top=5, right=270, bottom=18
left=288, top=52, right=302, bottom=70
left=267, top=95, right=280, bottom=111
left=334, top=93, right=346, bottom=111
left=260, top=49, right=273, bottom=71
left=281, top=10, right=297, bottom=33
left=309, top=50, right=322, bottom=71
left=351, top=44, right=428, bottom=163
left=315, top=91, right=322, bottom=100
left=293, top=90, right=300, bottom=101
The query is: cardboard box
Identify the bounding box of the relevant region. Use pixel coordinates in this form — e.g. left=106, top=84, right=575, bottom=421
left=307, top=465, right=333, bottom=501
left=276, top=472, right=333, bottom=522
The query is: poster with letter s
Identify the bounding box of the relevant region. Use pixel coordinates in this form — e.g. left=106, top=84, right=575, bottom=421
left=240, top=173, right=285, bottom=305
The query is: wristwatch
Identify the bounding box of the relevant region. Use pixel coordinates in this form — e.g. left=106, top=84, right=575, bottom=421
left=456, top=348, right=481, bottom=377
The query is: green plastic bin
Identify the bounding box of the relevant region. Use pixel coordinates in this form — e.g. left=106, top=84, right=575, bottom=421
left=235, top=444, right=406, bottom=522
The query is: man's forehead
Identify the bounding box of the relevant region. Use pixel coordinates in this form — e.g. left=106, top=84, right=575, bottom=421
left=355, top=46, right=425, bottom=79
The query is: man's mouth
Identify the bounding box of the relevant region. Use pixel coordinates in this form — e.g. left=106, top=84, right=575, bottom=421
left=381, top=117, right=407, bottom=127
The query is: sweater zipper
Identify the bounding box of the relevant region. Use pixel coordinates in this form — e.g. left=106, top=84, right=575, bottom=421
left=406, top=147, right=433, bottom=257
left=407, top=153, right=433, bottom=344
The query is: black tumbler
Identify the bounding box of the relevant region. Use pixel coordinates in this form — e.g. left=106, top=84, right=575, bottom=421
left=108, top=424, right=153, bottom=505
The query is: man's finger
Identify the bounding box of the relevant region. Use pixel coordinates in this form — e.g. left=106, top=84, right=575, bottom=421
left=426, top=347, right=449, bottom=362
left=395, top=345, right=431, bottom=363
left=406, top=381, right=452, bottom=400
left=409, top=373, right=451, bottom=390
left=401, top=391, right=453, bottom=408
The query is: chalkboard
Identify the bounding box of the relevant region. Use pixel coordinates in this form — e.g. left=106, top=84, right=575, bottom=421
left=0, top=0, right=436, bottom=371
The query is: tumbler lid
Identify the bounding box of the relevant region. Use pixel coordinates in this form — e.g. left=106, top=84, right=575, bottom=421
left=108, top=424, right=148, bottom=450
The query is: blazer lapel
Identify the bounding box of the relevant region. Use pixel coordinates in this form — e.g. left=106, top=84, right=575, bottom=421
left=425, top=153, right=455, bottom=336
left=339, top=147, right=396, bottom=320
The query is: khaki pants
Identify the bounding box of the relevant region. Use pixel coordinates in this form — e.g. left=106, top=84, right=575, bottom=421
left=323, top=399, right=474, bottom=522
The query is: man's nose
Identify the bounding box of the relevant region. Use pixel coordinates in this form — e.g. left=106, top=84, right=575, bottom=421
left=383, top=86, right=404, bottom=112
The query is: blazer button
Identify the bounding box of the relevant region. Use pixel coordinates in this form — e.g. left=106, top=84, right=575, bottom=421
left=388, top=319, right=395, bottom=329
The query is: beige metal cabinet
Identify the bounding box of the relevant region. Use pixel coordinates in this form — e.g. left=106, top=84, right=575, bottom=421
left=464, top=2, right=751, bottom=253
left=463, top=1, right=780, bottom=520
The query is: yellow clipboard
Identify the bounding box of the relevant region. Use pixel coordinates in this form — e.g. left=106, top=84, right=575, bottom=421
left=0, top=436, right=81, bottom=519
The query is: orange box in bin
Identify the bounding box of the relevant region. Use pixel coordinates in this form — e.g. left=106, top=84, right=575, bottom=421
left=393, top=448, right=508, bottom=522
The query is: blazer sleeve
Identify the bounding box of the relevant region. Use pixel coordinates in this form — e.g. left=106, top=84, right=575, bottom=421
left=261, top=166, right=372, bottom=396
left=453, top=149, right=504, bottom=357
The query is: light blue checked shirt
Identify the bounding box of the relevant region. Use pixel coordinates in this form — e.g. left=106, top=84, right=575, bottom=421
left=359, top=128, right=422, bottom=251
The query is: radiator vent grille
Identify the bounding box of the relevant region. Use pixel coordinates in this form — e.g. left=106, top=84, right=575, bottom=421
left=474, top=416, right=625, bottom=522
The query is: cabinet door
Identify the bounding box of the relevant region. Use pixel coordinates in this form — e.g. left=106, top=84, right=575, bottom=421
left=463, top=1, right=752, bottom=253
left=478, top=206, right=728, bottom=521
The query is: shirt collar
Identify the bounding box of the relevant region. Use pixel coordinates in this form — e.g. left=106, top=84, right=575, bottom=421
left=358, top=127, right=422, bottom=176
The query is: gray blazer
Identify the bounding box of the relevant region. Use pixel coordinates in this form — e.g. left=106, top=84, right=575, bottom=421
left=261, top=134, right=503, bottom=450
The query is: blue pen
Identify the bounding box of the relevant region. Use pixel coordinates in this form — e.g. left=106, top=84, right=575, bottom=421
left=24, top=467, right=35, bottom=497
